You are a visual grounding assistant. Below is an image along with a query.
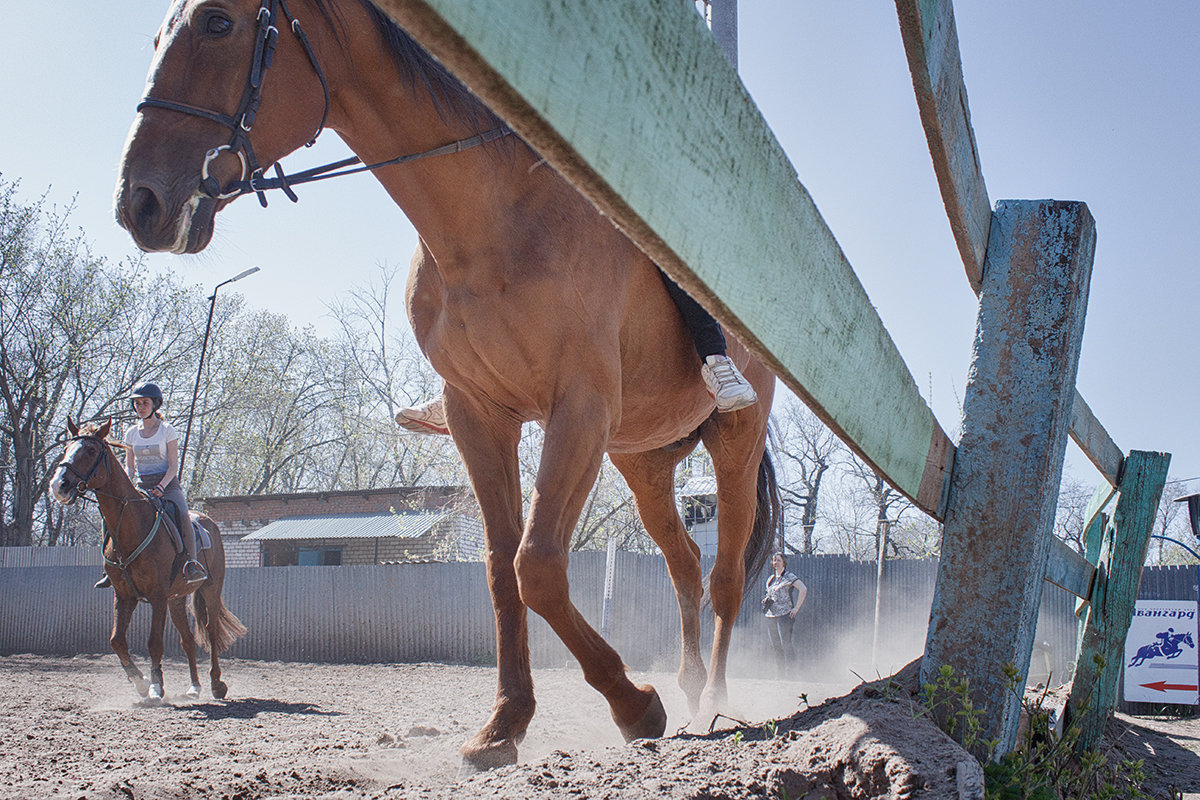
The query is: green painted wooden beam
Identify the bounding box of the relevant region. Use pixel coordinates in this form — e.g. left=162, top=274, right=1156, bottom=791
left=894, top=0, right=990, bottom=292
left=1066, top=450, right=1171, bottom=752
left=375, top=0, right=953, bottom=518
left=894, top=0, right=1124, bottom=489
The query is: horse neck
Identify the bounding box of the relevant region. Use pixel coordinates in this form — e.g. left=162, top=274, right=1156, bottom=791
left=318, top=10, right=539, bottom=252
left=94, top=461, right=156, bottom=545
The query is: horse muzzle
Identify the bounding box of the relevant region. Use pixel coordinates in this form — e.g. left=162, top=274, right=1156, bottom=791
left=116, top=180, right=218, bottom=254
left=47, top=474, right=79, bottom=506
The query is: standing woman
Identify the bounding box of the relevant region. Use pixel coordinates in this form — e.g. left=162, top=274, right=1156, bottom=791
left=97, top=381, right=207, bottom=588
left=763, top=552, right=807, bottom=678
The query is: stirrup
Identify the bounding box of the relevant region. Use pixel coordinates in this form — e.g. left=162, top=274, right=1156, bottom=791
left=183, top=560, right=208, bottom=584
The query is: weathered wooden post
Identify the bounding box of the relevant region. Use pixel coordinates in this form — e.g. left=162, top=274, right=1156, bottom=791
left=1067, top=450, right=1171, bottom=750
left=922, top=200, right=1096, bottom=755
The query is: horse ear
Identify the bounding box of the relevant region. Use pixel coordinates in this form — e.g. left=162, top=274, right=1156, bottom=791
left=99, top=418, right=112, bottom=439
left=67, top=416, right=79, bottom=436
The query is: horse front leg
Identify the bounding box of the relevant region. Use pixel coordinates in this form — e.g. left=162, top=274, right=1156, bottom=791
left=169, top=597, right=201, bottom=698
left=110, top=593, right=149, bottom=697
left=445, top=398, right=533, bottom=773
left=610, top=450, right=707, bottom=714
left=516, top=397, right=666, bottom=744
left=145, top=597, right=169, bottom=704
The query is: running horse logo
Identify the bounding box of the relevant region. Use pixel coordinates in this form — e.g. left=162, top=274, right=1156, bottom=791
left=1127, top=628, right=1196, bottom=668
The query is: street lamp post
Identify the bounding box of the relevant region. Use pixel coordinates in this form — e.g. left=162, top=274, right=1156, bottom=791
left=180, top=266, right=261, bottom=478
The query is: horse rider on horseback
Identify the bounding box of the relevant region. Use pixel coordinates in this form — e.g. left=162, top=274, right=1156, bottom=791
left=96, top=381, right=207, bottom=588
left=396, top=272, right=758, bottom=434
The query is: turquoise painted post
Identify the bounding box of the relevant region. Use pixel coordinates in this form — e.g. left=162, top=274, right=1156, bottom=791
left=1067, top=450, right=1171, bottom=751
left=922, top=200, right=1096, bottom=756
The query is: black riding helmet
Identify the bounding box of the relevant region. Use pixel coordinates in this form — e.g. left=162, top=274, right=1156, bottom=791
left=129, top=381, right=164, bottom=412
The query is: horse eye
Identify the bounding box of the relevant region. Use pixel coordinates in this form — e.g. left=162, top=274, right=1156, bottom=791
left=204, top=13, right=233, bottom=37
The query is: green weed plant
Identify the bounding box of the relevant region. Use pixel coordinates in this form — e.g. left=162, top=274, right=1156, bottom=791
left=920, top=659, right=1167, bottom=800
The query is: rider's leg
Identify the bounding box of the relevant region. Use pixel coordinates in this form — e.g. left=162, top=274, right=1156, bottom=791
left=658, top=271, right=758, bottom=412
left=162, top=482, right=206, bottom=583
left=658, top=271, right=726, bottom=358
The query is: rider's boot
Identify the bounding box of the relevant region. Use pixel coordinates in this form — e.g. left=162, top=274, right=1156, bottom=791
left=180, top=515, right=208, bottom=584
left=95, top=573, right=111, bottom=589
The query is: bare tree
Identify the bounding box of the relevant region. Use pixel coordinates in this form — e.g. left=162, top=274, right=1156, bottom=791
left=0, top=177, right=198, bottom=546
left=1053, top=470, right=1094, bottom=555
left=1149, top=478, right=1196, bottom=565
left=772, top=394, right=844, bottom=553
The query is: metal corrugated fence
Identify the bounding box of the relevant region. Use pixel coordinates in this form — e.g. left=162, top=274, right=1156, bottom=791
left=0, top=551, right=1100, bottom=680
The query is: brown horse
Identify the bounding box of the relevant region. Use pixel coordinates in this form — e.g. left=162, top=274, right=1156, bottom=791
left=48, top=419, right=245, bottom=702
left=114, top=0, right=777, bottom=770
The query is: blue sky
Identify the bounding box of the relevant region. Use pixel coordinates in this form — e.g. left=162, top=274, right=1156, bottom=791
left=1, top=1, right=1197, bottom=492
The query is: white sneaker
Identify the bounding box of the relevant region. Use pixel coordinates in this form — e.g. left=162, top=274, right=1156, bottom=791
left=701, top=355, right=758, bottom=412
left=396, top=397, right=449, bottom=435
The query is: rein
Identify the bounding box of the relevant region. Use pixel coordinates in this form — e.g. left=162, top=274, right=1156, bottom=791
left=136, top=0, right=512, bottom=207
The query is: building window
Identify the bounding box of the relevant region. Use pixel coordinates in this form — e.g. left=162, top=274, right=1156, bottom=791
left=299, top=546, right=342, bottom=566
left=683, top=494, right=717, bottom=528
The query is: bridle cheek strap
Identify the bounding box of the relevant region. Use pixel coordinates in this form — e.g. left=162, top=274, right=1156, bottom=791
left=136, top=0, right=330, bottom=207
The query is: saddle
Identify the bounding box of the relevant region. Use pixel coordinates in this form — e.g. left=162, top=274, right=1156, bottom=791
left=145, top=494, right=212, bottom=554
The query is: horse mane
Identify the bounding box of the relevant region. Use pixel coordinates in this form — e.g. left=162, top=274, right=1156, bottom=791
left=312, top=0, right=506, bottom=133
left=75, top=420, right=125, bottom=450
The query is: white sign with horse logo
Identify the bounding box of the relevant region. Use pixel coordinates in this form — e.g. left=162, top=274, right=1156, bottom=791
left=1124, top=599, right=1198, bottom=705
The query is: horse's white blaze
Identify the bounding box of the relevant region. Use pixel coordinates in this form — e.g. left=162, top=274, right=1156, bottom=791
left=47, top=440, right=88, bottom=502
left=169, top=193, right=201, bottom=254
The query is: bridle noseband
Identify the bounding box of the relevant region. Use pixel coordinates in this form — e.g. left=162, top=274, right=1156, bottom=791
left=136, top=0, right=511, bottom=208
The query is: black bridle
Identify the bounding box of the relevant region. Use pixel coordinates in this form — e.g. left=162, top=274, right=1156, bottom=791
left=55, top=434, right=165, bottom=591
left=136, top=0, right=512, bottom=208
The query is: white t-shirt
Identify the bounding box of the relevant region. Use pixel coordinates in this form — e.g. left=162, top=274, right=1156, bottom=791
left=124, top=421, right=179, bottom=478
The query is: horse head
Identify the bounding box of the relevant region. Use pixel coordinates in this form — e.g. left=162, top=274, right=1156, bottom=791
left=48, top=418, right=119, bottom=505
left=115, top=0, right=333, bottom=253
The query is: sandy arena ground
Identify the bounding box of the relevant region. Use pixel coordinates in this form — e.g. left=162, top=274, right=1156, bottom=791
left=0, top=653, right=1196, bottom=799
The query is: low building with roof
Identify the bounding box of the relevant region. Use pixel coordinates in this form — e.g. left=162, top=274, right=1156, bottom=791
left=196, top=486, right=482, bottom=567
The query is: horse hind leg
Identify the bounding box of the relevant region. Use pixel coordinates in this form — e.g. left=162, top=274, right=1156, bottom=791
left=610, top=449, right=708, bottom=714
left=169, top=597, right=202, bottom=698
left=690, top=406, right=774, bottom=731
left=194, top=584, right=242, bottom=699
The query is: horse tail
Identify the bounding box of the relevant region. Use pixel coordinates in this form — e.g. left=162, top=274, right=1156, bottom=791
left=744, top=448, right=781, bottom=594
left=191, top=590, right=247, bottom=654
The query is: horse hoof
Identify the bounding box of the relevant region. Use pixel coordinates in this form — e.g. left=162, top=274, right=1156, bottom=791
left=185, top=684, right=201, bottom=699
left=460, top=738, right=518, bottom=774
left=132, top=679, right=150, bottom=698
left=212, top=681, right=228, bottom=699
left=615, top=685, right=667, bottom=742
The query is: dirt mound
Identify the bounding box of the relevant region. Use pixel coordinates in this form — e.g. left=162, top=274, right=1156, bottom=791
left=393, top=660, right=981, bottom=800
